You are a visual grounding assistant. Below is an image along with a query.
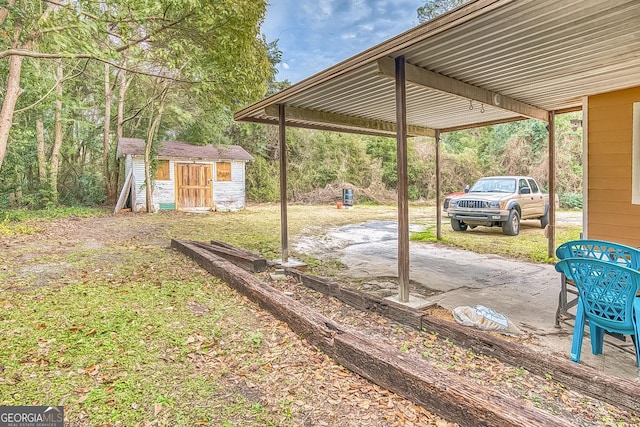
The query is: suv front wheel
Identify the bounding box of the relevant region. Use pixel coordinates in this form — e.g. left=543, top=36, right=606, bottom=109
left=540, top=204, right=549, bottom=228
left=502, top=209, right=520, bottom=236
left=451, top=218, right=468, bottom=232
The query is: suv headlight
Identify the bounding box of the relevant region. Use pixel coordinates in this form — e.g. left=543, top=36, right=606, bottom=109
left=449, top=200, right=458, bottom=208
left=488, top=201, right=500, bottom=208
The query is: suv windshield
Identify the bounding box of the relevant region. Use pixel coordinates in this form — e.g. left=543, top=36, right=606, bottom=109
left=470, top=178, right=516, bottom=193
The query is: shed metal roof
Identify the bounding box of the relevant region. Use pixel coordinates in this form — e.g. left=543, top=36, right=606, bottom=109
left=235, top=0, right=640, bottom=135
left=117, top=138, right=254, bottom=162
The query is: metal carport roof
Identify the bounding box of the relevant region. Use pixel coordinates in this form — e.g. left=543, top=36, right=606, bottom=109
left=235, top=0, right=640, bottom=136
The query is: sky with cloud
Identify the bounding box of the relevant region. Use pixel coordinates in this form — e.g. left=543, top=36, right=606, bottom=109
left=262, top=0, right=426, bottom=84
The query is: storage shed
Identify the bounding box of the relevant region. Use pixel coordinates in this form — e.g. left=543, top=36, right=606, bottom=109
left=116, top=138, right=253, bottom=212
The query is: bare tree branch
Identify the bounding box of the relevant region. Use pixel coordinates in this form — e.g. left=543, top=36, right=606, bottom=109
left=44, top=0, right=100, bottom=20
left=14, top=60, right=90, bottom=114
left=0, top=49, right=93, bottom=60
left=0, top=49, right=203, bottom=83
left=44, top=0, right=190, bottom=54
left=122, top=81, right=175, bottom=125
left=115, top=14, right=192, bottom=53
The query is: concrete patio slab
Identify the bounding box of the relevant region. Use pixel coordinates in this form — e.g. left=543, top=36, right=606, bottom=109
left=294, top=219, right=640, bottom=381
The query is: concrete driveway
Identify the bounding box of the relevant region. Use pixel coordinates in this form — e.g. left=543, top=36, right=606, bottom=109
left=294, top=213, right=639, bottom=380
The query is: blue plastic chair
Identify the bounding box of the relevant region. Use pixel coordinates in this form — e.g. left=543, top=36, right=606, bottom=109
left=556, top=239, right=640, bottom=268
left=555, top=258, right=640, bottom=366
left=555, top=239, right=640, bottom=326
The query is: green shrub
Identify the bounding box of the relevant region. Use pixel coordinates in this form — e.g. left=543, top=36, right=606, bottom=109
left=559, top=193, right=583, bottom=210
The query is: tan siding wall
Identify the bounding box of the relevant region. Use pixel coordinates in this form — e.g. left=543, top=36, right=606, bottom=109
left=588, top=86, right=640, bottom=246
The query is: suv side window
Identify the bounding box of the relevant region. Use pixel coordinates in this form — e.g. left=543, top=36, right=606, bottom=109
left=518, top=179, right=530, bottom=193
left=527, top=179, right=539, bottom=193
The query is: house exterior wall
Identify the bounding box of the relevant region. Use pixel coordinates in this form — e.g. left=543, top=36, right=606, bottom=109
left=129, top=156, right=247, bottom=212
left=587, top=86, right=640, bottom=246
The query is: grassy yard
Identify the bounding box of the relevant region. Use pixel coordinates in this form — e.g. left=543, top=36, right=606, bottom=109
left=0, top=204, right=584, bottom=426
left=411, top=216, right=582, bottom=263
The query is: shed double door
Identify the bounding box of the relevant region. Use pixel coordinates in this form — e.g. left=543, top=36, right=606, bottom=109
left=176, top=163, right=213, bottom=209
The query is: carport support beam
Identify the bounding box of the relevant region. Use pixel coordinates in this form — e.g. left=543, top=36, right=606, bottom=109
left=436, top=130, right=442, bottom=240
left=395, top=56, right=410, bottom=303
left=279, top=104, right=289, bottom=263
left=547, top=111, right=556, bottom=259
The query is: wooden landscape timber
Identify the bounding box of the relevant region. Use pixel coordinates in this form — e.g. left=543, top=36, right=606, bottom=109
left=284, top=269, right=640, bottom=414
left=179, top=240, right=268, bottom=272
left=173, top=239, right=640, bottom=414
left=172, top=238, right=576, bottom=427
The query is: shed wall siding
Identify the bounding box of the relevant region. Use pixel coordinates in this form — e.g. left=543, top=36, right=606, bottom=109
left=132, top=158, right=147, bottom=212
left=131, top=157, right=177, bottom=212
left=213, top=161, right=247, bottom=211
left=124, top=155, right=133, bottom=178
left=130, top=157, right=247, bottom=211
left=588, top=86, right=640, bottom=246
left=154, top=160, right=175, bottom=209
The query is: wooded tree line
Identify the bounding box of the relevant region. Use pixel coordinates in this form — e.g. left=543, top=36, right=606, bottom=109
left=0, top=0, right=583, bottom=211
left=228, top=113, right=583, bottom=207
left=0, top=0, right=272, bottom=210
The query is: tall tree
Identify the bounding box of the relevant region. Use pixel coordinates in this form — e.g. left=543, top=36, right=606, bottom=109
left=143, top=77, right=170, bottom=213
left=49, top=58, right=63, bottom=204
left=417, top=0, right=469, bottom=22
left=0, top=0, right=97, bottom=171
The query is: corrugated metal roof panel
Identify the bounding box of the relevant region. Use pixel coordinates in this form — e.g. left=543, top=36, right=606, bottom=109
left=236, top=0, right=640, bottom=134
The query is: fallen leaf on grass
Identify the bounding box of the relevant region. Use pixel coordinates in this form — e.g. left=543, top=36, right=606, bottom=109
left=80, top=364, right=100, bottom=376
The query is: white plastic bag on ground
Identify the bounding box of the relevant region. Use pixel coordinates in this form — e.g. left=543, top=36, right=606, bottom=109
left=452, top=305, right=523, bottom=336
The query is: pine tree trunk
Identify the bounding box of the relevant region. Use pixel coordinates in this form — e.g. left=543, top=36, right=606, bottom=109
left=144, top=130, right=154, bottom=213
left=36, top=116, right=46, bottom=180
left=144, top=110, right=164, bottom=213
left=144, top=83, right=170, bottom=213
left=103, top=63, right=115, bottom=204
left=117, top=69, right=128, bottom=141
left=0, top=53, right=24, bottom=171
left=49, top=58, right=64, bottom=205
